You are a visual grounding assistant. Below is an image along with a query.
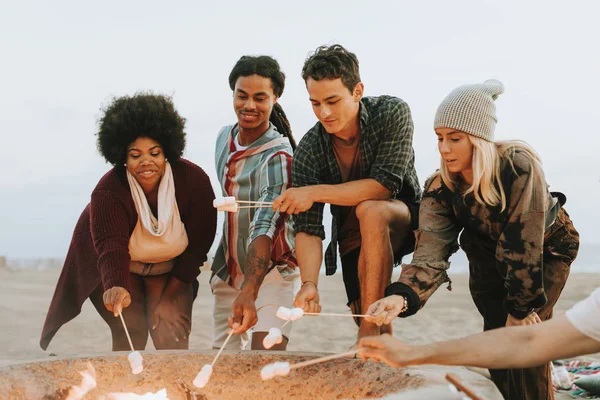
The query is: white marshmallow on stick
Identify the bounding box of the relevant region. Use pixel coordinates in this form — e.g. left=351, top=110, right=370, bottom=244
left=275, top=307, right=304, bottom=321
left=275, top=306, right=374, bottom=320
left=275, top=306, right=292, bottom=321
left=128, top=351, right=144, bottom=375
left=217, top=202, right=239, bottom=213
left=262, top=327, right=283, bottom=349
left=213, top=197, right=236, bottom=208
left=193, top=329, right=235, bottom=388
left=119, top=311, right=144, bottom=375
left=260, top=361, right=291, bottom=381
left=260, top=350, right=358, bottom=381
left=289, top=308, right=304, bottom=321
left=192, top=364, right=213, bottom=389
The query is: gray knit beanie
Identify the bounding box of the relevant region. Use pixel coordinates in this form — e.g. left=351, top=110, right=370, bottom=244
left=434, top=79, right=504, bottom=142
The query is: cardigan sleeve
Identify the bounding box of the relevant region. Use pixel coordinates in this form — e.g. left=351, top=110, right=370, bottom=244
left=170, top=164, right=217, bottom=283
left=90, top=189, right=133, bottom=292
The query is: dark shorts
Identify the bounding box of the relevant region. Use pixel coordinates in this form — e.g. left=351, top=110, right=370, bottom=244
left=340, top=200, right=419, bottom=306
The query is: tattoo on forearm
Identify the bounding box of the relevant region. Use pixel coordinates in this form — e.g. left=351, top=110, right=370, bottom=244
left=242, top=244, right=270, bottom=289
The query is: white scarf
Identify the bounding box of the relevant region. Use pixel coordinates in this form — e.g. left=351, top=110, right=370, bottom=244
left=126, top=162, right=188, bottom=263
left=127, top=162, right=176, bottom=236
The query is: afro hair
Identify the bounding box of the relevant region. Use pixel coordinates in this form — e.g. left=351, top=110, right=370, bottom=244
left=96, top=92, right=186, bottom=167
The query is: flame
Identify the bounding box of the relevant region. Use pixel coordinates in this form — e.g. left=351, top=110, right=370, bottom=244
left=66, top=361, right=168, bottom=399
left=103, top=388, right=169, bottom=399
left=66, top=362, right=97, bottom=400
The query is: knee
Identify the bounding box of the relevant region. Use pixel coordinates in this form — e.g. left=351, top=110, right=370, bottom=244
left=355, top=200, right=389, bottom=227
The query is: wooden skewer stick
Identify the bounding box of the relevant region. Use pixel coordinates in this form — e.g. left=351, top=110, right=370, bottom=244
left=211, top=329, right=234, bottom=367
left=238, top=205, right=273, bottom=209
left=236, top=200, right=273, bottom=205
left=118, top=311, right=135, bottom=352
left=445, top=373, right=485, bottom=400
left=290, top=350, right=359, bottom=370
left=304, top=312, right=374, bottom=318
left=280, top=320, right=291, bottom=329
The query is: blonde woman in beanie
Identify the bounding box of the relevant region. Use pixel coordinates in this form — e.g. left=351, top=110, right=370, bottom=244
left=364, top=80, right=579, bottom=400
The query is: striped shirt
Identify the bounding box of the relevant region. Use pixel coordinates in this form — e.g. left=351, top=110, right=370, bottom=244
left=292, top=96, right=421, bottom=275
left=212, top=123, right=297, bottom=289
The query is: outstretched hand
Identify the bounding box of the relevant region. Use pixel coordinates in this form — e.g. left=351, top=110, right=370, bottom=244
left=365, top=295, right=405, bottom=326
left=358, top=334, right=418, bottom=368
left=272, top=187, right=315, bottom=215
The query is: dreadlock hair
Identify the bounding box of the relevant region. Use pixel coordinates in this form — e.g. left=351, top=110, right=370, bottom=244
left=96, top=92, right=186, bottom=169
left=301, top=44, right=361, bottom=93
left=228, top=55, right=296, bottom=150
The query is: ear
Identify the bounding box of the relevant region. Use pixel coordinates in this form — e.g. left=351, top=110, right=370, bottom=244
left=353, top=82, right=364, bottom=101
left=273, top=95, right=279, bottom=104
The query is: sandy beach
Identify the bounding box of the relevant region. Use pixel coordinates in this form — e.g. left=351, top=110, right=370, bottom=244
left=1, top=264, right=599, bottom=398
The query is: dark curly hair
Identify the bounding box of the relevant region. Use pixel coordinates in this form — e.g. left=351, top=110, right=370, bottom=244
left=96, top=93, right=186, bottom=168
left=301, top=44, right=361, bottom=93
left=228, top=55, right=296, bottom=149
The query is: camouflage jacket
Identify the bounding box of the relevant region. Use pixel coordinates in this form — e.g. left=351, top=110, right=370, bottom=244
left=395, top=149, right=563, bottom=319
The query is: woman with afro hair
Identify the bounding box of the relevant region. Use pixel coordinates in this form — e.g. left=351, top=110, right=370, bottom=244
left=40, top=93, right=217, bottom=351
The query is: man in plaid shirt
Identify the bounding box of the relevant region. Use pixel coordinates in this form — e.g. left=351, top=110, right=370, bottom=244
left=274, top=44, right=421, bottom=340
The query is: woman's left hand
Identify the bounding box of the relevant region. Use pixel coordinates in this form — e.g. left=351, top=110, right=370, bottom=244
left=152, top=294, right=191, bottom=342
left=506, top=311, right=542, bottom=327
left=365, top=295, right=406, bottom=326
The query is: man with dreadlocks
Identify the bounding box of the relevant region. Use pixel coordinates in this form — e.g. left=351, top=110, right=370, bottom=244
left=211, top=55, right=299, bottom=350
left=273, top=44, right=421, bottom=343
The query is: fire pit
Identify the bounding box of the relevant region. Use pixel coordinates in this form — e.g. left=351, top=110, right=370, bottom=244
left=0, top=351, right=502, bottom=399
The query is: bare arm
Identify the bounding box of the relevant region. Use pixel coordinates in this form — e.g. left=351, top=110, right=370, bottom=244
left=230, top=235, right=272, bottom=334
left=293, top=232, right=324, bottom=313
left=311, top=179, right=391, bottom=206
left=275, top=179, right=391, bottom=214
left=240, top=235, right=273, bottom=298
left=296, top=232, right=323, bottom=285
left=360, top=315, right=600, bottom=370
left=422, top=315, right=600, bottom=368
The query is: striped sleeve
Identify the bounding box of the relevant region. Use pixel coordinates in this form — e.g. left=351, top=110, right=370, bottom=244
left=247, top=151, right=293, bottom=244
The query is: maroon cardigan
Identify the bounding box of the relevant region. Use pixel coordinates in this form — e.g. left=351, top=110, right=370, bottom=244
left=40, top=159, right=217, bottom=350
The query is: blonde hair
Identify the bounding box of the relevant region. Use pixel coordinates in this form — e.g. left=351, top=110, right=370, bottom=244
left=439, top=137, right=542, bottom=211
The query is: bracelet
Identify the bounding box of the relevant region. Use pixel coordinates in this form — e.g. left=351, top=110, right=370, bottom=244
left=302, top=280, right=317, bottom=288
left=398, top=295, right=409, bottom=315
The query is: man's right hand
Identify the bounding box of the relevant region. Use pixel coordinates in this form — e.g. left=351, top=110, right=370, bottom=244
left=103, top=286, right=131, bottom=317
left=229, top=291, right=258, bottom=335
left=358, top=333, right=418, bottom=368
left=294, top=282, right=321, bottom=313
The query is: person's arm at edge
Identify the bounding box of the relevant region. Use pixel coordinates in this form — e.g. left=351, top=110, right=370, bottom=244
left=361, top=315, right=600, bottom=369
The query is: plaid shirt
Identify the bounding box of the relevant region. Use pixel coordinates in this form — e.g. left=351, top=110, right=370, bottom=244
left=292, top=96, right=421, bottom=275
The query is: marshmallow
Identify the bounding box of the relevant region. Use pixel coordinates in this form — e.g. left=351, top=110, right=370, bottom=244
left=260, top=364, right=277, bottom=381
left=260, top=362, right=291, bottom=381
left=262, top=327, right=283, bottom=349
left=217, top=202, right=239, bottom=213
left=273, top=361, right=291, bottom=376
left=193, top=364, right=213, bottom=388
left=213, top=196, right=236, bottom=208
left=289, top=308, right=304, bottom=321
left=127, top=351, right=143, bottom=375
left=276, top=306, right=292, bottom=321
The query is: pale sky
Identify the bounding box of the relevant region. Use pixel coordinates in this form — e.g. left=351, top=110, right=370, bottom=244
left=1, top=0, right=599, bottom=263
